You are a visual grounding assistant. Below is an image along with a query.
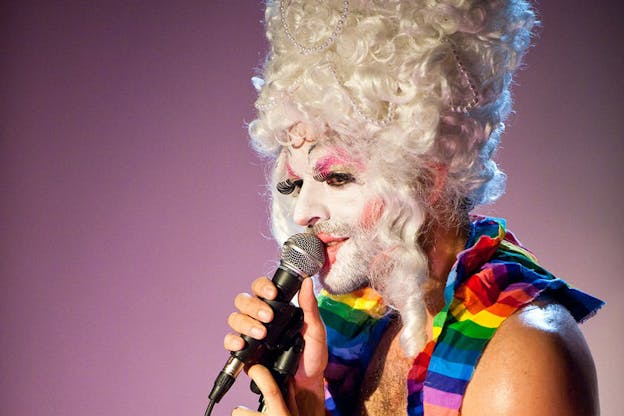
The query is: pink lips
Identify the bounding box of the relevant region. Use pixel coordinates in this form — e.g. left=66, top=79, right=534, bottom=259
left=316, top=233, right=348, bottom=270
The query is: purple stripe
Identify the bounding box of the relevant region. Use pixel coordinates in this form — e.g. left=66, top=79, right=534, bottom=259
left=423, top=385, right=463, bottom=409
left=408, top=378, right=425, bottom=395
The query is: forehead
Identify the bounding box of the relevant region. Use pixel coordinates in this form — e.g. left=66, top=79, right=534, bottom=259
left=284, top=141, right=365, bottom=174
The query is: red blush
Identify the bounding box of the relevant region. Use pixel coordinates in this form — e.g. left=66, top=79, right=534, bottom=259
left=359, top=199, right=384, bottom=229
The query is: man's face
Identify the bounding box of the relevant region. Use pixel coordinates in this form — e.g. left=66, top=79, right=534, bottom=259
left=278, top=139, right=384, bottom=294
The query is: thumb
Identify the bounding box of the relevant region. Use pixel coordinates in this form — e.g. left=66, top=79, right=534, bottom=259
left=297, top=278, right=324, bottom=340
left=295, top=278, right=327, bottom=394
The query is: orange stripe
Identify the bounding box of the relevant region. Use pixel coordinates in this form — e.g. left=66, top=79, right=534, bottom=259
left=463, top=283, right=518, bottom=316
left=424, top=402, right=460, bottom=416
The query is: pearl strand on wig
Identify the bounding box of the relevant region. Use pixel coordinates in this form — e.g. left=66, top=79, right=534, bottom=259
left=280, top=0, right=350, bottom=55
left=448, top=43, right=480, bottom=113
left=328, top=65, right=397, bottom=128
left=274, top=2, right=479, bottom=125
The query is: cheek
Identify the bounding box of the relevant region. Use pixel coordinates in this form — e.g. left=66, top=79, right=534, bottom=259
left=358, top=198, right=384, bottom=229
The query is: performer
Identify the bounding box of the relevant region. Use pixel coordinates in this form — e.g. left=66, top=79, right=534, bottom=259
left=224, top=1, right=603, bottom=414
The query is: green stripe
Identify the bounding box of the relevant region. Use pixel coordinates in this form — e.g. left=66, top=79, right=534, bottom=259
left=319, top=297, right=380, bottom=336
left=443, top=315, right=497, bottom=339
left=439, top=324, right=493, bottom=352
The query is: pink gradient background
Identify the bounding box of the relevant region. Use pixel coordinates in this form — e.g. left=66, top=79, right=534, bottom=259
left=2, top=1, right=622, bottom=415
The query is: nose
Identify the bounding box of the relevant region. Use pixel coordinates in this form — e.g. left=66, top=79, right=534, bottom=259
left=292, top=181, right=328, bottom=227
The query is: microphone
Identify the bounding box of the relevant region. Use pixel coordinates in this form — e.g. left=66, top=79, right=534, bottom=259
left=205, top=233, right=325, bottom=413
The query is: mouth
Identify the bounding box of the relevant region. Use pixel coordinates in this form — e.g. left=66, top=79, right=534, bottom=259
left=316, top=233, right=349, bottom=270
left=316, top=232, right=348, bottom=246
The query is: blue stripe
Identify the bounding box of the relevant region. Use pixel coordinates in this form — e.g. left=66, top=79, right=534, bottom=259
left=427, top=356, right=475, bottom=381
left=425, top=370, right=469, bottom=395
left=407, top=404, right=424, bottom=416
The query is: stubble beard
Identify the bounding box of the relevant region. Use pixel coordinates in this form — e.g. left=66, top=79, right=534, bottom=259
left=311, top=220, right=431, bottom=355
left=312, top=220, right=429, bottom=311
left=311, top=221, right=371, bottom=295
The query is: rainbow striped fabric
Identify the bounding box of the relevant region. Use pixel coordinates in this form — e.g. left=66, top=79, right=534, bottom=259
left=318, top=217, right=603, bottom=415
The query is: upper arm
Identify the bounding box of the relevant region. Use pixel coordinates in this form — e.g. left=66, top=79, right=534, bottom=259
left=460, top=302, right=599, bottom=416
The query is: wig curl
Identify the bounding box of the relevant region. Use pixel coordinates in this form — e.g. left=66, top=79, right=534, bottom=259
left=248, top=0, right=536, bottom=356
left=250, top=0, right=535, bottom=232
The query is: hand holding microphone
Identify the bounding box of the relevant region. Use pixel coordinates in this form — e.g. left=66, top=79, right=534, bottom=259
left=205, top=234, right=327, bottom=415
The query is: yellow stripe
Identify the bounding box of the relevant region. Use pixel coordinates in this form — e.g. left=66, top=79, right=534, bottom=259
left=320, top=288, right=386, bottom=316
left=500, top=240, right=539, bottom=263
left=449, top=301, right=506, bottom=328
left=432, top=326, right=443, bottom=340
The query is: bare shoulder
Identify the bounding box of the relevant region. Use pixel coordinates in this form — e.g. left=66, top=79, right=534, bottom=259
left=461, top=300, right=599, bottom=416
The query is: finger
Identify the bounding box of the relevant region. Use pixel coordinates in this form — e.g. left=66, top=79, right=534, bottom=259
left=247, top=365, right=291, bottom=415
left=223, top=332, right=245, bottom=351
left=234, top=292, right=274, bottom=323
left=297, top=278, right=325, bottom=342
left=251, top=276, right=277, bottom=300
left=227, top=312, right=267, bottom=340
left=231, top=406, right=260, bottom=415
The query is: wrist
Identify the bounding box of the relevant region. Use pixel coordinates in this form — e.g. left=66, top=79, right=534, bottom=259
left=294, top=379, right=325, bottom=416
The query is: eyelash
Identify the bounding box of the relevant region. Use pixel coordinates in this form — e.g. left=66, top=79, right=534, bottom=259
left=276, top=178, right=303, bottom=195
left=276, top=173, right=356, bottom=195
left=315, top=172, right=356, bottom=187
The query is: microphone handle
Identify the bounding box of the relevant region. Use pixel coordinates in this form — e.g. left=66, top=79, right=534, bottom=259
left=233, top=265, right=303, bottom=364
left=256, top=332, right=305, bottom=412
left=207, top=265, right=304, bottom=404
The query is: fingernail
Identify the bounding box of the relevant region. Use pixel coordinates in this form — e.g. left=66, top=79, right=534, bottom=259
left=263, top=286, right=276, bottom=298
left=258, top=309, right=271, bottom=322
left=251, top=326, right=265, bottom=338
left=233, top=406, right=248, bottom=414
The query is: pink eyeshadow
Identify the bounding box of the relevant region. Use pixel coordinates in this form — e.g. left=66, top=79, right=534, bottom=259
left=314, top=152, right=364, bottom=177
left=286, top=163, right=300, bottom=179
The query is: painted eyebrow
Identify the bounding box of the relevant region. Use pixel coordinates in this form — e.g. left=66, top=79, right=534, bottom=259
left=312, top=154, right=360, bottom=173
left=283, top=141, right=317, bottom=157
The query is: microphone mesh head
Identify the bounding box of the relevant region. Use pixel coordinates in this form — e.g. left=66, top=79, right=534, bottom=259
left=281, top=233, right=326, bottom=276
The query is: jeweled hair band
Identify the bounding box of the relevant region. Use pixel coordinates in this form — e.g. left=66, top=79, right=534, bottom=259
left=273, top=0, right=480, bottom=125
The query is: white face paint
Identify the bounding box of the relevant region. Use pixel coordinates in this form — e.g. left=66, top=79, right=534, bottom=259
left=277, top=140, right=385, bottom=294
left=277, top=133, right=431, bottom=356
left=275, top=124, right=434, bottom=356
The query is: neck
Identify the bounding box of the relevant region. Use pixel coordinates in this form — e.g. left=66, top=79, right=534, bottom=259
left=422, top=220, right=468, bottom=316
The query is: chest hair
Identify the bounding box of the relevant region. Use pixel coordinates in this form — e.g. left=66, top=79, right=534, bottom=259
left=356, top=317, right=413, bottom=415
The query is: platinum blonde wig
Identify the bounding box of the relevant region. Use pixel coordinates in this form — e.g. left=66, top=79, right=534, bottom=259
left=248, top=0, right=536, bottom=356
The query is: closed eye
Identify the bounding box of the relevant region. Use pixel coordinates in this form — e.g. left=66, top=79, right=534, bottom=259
left=276, top=178, right=303, bottom=195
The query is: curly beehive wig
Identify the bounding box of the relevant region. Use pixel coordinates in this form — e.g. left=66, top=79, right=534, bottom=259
left=248, top=0, right=537, bottom=355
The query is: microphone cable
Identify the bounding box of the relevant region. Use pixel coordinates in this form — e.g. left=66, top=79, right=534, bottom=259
left=202, top=233, right=325, bottom=415
left=204, top=399, right=215, bottom=416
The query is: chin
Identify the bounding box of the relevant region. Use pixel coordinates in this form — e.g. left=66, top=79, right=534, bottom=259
left=318, top=271, right=369, bottom=295
left=316, top=240, right=371, bottom=294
